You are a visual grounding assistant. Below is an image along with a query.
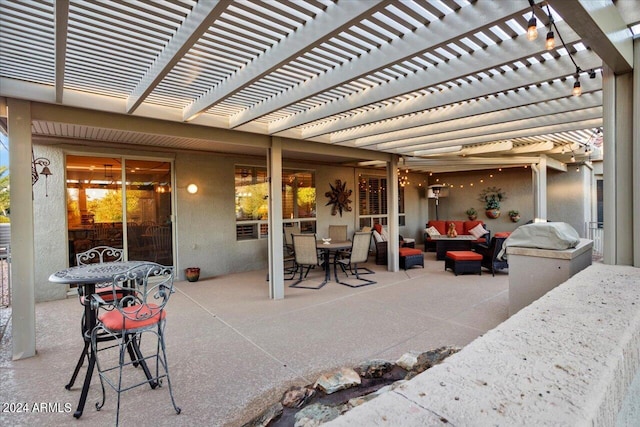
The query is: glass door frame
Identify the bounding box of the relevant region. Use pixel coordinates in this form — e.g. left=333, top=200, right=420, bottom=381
left=65, top=151, right=176, bottom=265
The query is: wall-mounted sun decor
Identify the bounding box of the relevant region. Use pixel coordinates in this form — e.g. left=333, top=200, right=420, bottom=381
left=325, top=179, right=352, bottom=217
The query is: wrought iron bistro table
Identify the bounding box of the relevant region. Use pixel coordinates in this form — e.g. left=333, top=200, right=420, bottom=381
left=49, top=261, right=154, bottom=419
left=316, top=240, right=352, bottom=285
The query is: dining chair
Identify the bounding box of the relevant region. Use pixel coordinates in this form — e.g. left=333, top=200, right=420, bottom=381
left=290, top=233, right=326, bottom=289
left=328, top=225, right=348, bottom=242
left=90, top=262, right=181, bottom=426
left=283, top=224, right=301, bottom=253
left=148, top=225, right=172, bottom=264
left=334, top=231, right=376, bottom=287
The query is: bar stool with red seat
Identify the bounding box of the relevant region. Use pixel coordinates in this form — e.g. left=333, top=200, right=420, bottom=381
left=90, top=262, right=181, bottom=426
left=65, top=246, right=125, bottom=391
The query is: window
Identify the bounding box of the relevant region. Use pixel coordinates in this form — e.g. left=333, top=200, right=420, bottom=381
left=235, top=166, right=316, bottom=240
left=357, top=174, right=405, bottom=229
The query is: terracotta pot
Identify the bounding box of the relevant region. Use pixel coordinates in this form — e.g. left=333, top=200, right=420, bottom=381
left=485, top=209, right=501, bottom=219
left=185, top=267, right=200, bottom=282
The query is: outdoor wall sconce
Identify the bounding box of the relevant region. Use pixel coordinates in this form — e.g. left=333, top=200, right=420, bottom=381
left=186, top=183, right=198, bottom=194
left=32, top=149, right=52, bottom=197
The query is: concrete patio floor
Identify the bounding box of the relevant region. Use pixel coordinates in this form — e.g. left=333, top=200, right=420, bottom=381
left=0, top=253, right=508, bottom=426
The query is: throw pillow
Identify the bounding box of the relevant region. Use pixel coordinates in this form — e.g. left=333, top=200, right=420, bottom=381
left=380, top=227, right=389, bottom=242
left=372, top=230, right=383, bottom=243
left=469, top=223, right=488, bottom=239
left=425, top=226, right=440, bottom=237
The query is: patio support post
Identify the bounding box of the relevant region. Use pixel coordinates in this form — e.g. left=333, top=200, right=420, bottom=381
left=634, top=38, right=640, bottom=268
left=602, top=65, right=634, bottom=266
left=387, top=157, right=399, bottom=272
left=267, top=137, right=285, bottom=299
left=7, top=98, right=36, bottom=359
left=531, top=156, right=548, bottom=221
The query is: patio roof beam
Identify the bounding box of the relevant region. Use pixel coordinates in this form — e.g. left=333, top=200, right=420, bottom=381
left=126, top=1, right=229, bottom=114
left=54, top=0, right=69, bottom=104
left=268, top=19, right=582, bottom=135
left=549, top=0, right=633, bottom=73
left=30, top=102, right=270, bottom=148
left=322, top=80, right=602, bottom=144
left=346, top=91, right=603, bottom=148
left=305, top=49, right=602, bottom=141
left=182, top=0, right=389, bottom=122
left=399, top=118, right=602, bottom=155
left=281, top=138, right=391, bottom=162
left=231, top=0, right=527, bottom=129
left=378, top=107, right=603, bottom=152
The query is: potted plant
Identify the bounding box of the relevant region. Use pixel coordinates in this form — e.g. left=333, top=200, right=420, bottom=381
left=508, top=210, right=521, bottom=223
left=185, top=267, right=200, bottom=282
left=465, top=207, right=478, bottom=220
left=478, top=187, right=507, bottom=219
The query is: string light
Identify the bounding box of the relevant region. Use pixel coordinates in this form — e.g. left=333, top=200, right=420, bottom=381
left=527, top=0, right=538, bottom=40
left=528, top=1, right=586, bottom=97
left=544, top=3, right=555, bottom=50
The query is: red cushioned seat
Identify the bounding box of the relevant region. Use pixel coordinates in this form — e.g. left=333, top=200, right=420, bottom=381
left=495, top=232, right=511, bottom=238
left=445, top=250, right=482, bottom=261
left=444, top=250, right=482, bottom=275
left=399, top=247, right=422, bottom=257
left=98, top=303, right=165, bottom=332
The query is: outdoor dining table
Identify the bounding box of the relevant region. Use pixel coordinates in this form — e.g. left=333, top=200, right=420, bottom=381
left=49, top=260, right=154, bottom=419
left=316, top=240, right=351, bottom=284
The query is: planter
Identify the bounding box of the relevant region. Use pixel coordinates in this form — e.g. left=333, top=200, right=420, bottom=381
left=467, top=214, right=477, bottom=221
left=485, top=209, right=501, bottom=219
left=510, top=215, right=521, bottom=223
left=185, top=267, right=200, bottom=282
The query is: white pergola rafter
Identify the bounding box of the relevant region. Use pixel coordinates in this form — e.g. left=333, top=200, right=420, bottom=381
left=549, top=0, right=633, bottom=73
left=182, top=0, right=390, bottom=122
left=54, top=0, right=69, bottom=104
left=126, top=1, right=230, bottom=114
left=322, top=78, right=602, bottom=144
left=268, top=19, right=583, bottom=136
left=321, top=50, right=602, bottom=147
left=401, top=118, right=602, bottom=154
left=344, top=89, right=603, bottom=147
left=376, top=106, right=602, bottom=152
left=229, top=0, right=528, bottom=130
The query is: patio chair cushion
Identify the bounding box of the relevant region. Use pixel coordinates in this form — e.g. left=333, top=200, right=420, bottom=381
left=399, top=247, right=422, bottom=257
left=445, top=250, right=482, bottom=261
left=98, top=303, right=165, bottom=332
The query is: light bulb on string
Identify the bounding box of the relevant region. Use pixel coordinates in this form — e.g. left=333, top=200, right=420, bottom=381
left=545, top=31, right=555, bottom=50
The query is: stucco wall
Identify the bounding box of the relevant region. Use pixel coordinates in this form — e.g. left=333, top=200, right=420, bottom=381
left=426, top=166, right=591, bottom=238
left=34, top=145, right=68, bottom=302
left=427, top=168, right=534, bottom=236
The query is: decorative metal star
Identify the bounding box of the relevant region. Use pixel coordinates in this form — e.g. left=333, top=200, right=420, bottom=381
left=325, top=179, right=352, bottom=217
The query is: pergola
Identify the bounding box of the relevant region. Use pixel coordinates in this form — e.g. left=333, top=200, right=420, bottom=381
left=0, top=1, right=638, bottom=358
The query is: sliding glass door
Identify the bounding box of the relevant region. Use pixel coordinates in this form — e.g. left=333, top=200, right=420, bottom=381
left=66, top=155, right=173, bottom=265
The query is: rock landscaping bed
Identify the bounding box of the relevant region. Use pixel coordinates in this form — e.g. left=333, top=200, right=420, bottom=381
left=243, top=346, right=460, bottom=427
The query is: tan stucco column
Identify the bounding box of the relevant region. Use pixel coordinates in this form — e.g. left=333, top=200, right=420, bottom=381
left=7, top=98, right=36, bottom=359
left=602, top=65, right=634, bottom=266
left=267, top=137, right=284, bottom=299
left=531, top=156, right=548, bottom=221
left=386, top=157, right=399, bottom=272
left=634, top=38, right=640, bottom=268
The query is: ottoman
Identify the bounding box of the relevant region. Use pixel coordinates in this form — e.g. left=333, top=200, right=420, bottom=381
left=399, top=247, right=424, bottom=270
left=444, top=250, right=482, bottom=275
